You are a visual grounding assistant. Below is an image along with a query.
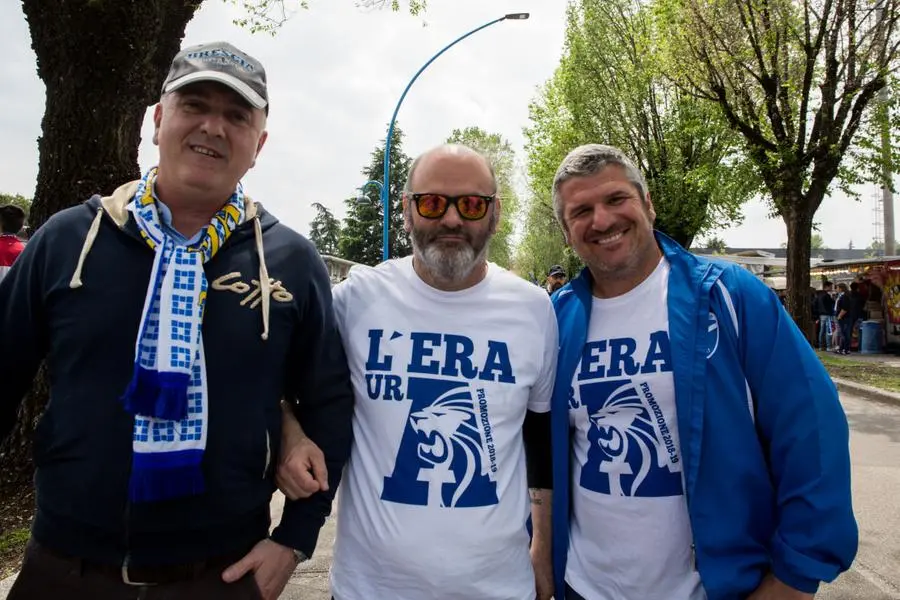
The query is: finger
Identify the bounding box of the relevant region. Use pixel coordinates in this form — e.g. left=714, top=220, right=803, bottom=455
left=222, top=553, right=255, bottom=583
left=295, top=467, right=321, bottom=495
left=254, top=571, right=272, bottom=600
left=310, top=452, right=329, bottom=492
left=276, top=473, right=300, bottom=501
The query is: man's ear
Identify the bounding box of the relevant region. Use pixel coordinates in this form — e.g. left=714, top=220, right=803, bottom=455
left=645, top=192, right=656, bottom=223
left=402, top=194, right=412, bottom=233
left=489, top=197, right=502, bottom=234
left=152, top=103, right=163, bottom=146
left=250, top=130, right=269, bottom=169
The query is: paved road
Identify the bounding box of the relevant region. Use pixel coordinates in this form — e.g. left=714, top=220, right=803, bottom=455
left=284, top=391, right=900, bottom=599
left=265, top=391, right=900, bottom=599
left=2, top=391, right=898, bottom=599
left=818, top=393, right=900, bottom=599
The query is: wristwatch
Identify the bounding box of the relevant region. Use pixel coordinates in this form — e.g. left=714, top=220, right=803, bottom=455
left=292, top=548, right=309, bottom=564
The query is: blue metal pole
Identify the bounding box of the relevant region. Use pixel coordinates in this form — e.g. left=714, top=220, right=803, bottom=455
left=381, top=14, right=512, bottom=262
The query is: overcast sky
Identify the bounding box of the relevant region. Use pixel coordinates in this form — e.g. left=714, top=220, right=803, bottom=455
left=0, top=0, right=893, bottom=250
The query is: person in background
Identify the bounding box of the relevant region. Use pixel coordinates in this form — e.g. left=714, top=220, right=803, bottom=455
left=850, top=281, right=867, bottom=349
left=815, top=281, right=836, bottom=351
left=834, top=283, right=853, bottom=354
left=546, top=264, right=568, bottom=295
left=0, top=204, right=26, bottom=283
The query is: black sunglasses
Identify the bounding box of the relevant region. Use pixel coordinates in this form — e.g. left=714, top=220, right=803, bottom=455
left=409, top=193, right=495, bottom=221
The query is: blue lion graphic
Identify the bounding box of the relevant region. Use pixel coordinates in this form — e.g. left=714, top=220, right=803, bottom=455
left=382, top=378, right=498, bottom=507
left=578, top=379, right=682, bottom=497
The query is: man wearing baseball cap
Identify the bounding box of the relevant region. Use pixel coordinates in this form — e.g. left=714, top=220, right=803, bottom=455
left=545, top=264, right=568, bottom=295
left=1, top=41, right=352, bottom=600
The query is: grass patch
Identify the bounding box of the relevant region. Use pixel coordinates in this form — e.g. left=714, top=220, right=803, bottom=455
left=817, top=352, right=900, bottom=393
left=0, top=528, right=28, bottom=554
left=0, top=527, right=29, bottom=579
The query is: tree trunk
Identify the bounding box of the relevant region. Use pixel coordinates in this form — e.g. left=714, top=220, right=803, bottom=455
left=784, top=203, right=814, bottom=342
left=0, top=0, right=200, bottom=476
left=22, top=0, right=201, bottom=228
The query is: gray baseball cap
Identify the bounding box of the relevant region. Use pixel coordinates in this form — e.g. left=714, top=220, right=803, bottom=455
left=162, top=41, right=268, bottom=111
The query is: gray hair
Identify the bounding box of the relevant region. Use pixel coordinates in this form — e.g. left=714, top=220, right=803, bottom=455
left=551, top=144, right=648, bottom=226
left=404, top=144, right=499, bottom=195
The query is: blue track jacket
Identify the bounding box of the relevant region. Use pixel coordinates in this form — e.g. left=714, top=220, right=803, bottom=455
left=550, top=232, right=857, bottom=599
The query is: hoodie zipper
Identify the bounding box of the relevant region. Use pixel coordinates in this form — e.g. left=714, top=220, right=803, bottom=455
left=264, top=430, right=271, bottom=479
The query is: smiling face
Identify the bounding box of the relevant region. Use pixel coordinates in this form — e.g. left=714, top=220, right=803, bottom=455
left=558, top=164, right=661, bottom=297
left=152, top=81, right=268, bottom=205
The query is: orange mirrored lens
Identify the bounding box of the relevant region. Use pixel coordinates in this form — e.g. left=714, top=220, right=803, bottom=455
left=416, top=194, right=447, bottom=218
left=457, top=195, right=488, bottom=219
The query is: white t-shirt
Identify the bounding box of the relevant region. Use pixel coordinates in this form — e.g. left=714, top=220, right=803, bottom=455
left=330, top=257, right=559, bottom=600
left=566, top=258, right=706, bottom=600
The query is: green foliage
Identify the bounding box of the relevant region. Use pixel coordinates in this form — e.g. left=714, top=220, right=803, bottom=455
left=445, top=127, right=519, bottom=269
left=0, top=528, right=29, bottom=554
left=515, top=191, right=583, bottom=283
left=791, top=234, right=827, bottom=251
left=229, top=0, right=427, bottom=34
left=811, top=233, right=826, bottom=251
left=848, top=77, right=900, bottom=197
left=701, top=235, right=727, bottom=254
left=866, top=238, right=898, bottom=257
left=338, top=126, right=412, bottom=265
left=0, top=194, right=32, bottom=220
left=228, top=0, right=307, bottom=34
left=372, top=0, right=427, bottom=15
left=308, top=202, right=341, bottom=256
left=655, top=0, right=900, bottom=327
left=521, top=0, right=756, bottom=275
left=657, top=0, right=898, bottom=214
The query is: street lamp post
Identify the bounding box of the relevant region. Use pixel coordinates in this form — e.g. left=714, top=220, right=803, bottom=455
left=355, top=179, right=386, bottom=255
left=356, top=179, right=384, bottom=203
left=370, top=12, right=530, bottom=261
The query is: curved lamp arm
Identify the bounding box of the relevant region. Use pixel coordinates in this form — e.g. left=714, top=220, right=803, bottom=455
left=356, top=179, right=384, bottom=203
left=379, top=13, right=530, bottom=261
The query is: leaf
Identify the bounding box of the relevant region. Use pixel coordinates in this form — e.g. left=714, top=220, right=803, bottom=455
left=445, top=127, right=521, bottom=269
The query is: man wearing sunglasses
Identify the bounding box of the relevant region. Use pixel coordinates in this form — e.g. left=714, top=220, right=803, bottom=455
left=546, top=264, right=568, bottom=295
left=277, top=144, right=557, bottom=600
left=546, top=144, right=856, bottom=599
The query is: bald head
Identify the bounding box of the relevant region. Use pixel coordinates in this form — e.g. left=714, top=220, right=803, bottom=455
left=402, top=143, right=500, bottom=291
left=404, top=144, right=497, bottom=195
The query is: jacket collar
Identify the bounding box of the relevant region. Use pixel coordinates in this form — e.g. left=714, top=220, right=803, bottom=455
left=99, top=180, right=260, bottom=229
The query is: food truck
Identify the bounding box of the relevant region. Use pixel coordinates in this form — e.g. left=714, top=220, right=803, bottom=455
left=810, top=256, right=900, bottom=351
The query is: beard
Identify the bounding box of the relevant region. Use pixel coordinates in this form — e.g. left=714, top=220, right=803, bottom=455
left=410, top=217, right=493, bottom=285
left=548, top=280, right=564, bottom=293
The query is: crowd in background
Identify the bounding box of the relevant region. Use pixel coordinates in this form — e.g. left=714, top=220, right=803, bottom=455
left=812, top=277, right=884, bottom=354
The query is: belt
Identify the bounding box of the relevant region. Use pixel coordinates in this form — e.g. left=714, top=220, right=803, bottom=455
left=37, top=542, right=242, bottom=586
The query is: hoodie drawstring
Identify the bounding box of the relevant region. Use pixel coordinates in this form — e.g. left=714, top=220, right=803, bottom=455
left=71, top=206, right=271, bottom=342
left=253, top=216, right=271, bottom=341
left=70, top=207, right=104, bottom=288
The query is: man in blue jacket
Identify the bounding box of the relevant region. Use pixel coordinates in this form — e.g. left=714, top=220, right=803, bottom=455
left=0, top=42, right=352, bottom=600
left=546, top=144, right=857, bottom=599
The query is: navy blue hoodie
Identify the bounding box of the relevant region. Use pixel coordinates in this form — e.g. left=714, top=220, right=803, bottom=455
left=0, top=180, right=353, bottom=567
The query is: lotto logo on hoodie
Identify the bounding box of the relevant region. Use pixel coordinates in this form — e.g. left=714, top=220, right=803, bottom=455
left=365, top=329, right=516, bottom=508
left=570, top=331, right=683, bottom=498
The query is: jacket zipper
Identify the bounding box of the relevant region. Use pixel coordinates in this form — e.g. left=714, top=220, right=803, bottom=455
left=264, top=430, right=271, bottom=479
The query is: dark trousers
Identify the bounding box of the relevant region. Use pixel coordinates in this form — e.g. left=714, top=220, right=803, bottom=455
left=8, top=540, right=261, bottom=600
left=565, top=583, right=587, bottom=599
left=839, top=319, right=853, bottom=353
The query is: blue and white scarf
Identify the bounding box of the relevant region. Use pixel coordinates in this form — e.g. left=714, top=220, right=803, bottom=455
left=121, top=167, right=245, bottom=503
